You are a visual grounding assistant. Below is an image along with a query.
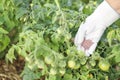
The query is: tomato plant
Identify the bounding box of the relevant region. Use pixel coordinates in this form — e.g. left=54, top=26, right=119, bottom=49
left=1, top=0, right=119, bottom=80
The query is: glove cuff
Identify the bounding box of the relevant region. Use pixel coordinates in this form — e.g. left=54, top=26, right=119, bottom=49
left=88, top=0, right=119, bottom=27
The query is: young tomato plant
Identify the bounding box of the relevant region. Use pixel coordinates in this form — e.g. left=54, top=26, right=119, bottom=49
left=5, top=0, right=120, bottom=80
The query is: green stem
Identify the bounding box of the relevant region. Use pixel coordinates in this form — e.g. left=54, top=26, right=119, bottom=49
left=54, top=0, right=61, bottom=11
left=106, top=53, right=116, bottom=60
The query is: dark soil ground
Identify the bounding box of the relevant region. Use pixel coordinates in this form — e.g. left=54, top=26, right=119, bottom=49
left=0, top=56, right=25, bottom=80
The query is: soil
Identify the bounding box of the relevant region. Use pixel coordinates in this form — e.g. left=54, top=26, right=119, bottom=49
left=0, top=56, right=25, bottom=80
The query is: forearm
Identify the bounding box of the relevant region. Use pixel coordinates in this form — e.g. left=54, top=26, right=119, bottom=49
left=106, top=0, right=120, bottom=13
left=75, top=0, right=120, bottom=56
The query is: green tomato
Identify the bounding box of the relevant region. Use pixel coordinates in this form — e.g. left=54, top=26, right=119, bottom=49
left=51, top=34, right=60, bottom=43
left=68, top=60, right=76, bottom=69
left=77, top=50, right=85, bottom=58
left=83, top=5, right=92, bottom=15
left=50, top=68, right=57, bottom=75
left=80, top=58, right=87, bottom=65
left=87, top=73, right=93, bottom=79
left=56, top=28, right=62, bottom=34
left=98, top=59, right=110, bottom=71
left=59, top=60, right=66, bottom=68
left=59, top=69, right=66, bottom=75
left=74, top=64, right=80, bottom=69
left=89, top=59, right=96, bottom=67
left=64, top=33, right=71, bottom=41
left=44, top=56, right=53, bottom=65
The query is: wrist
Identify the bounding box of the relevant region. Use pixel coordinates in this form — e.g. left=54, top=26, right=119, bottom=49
left=87, top=0, right=119, bottom=27
left=117, top=9, right=120, bottom=13
left=106, top=0, right=120, bottom=14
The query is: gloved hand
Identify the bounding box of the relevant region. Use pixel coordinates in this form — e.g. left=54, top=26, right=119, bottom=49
left=74, top=0, right=119, bottom=56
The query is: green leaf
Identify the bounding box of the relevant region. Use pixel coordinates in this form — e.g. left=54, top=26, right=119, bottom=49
left=3, top=11, right=10, bottom=23
left=54, top=0, right=60, bottom=10
left=67, top=0, right=72, bottom=6
left=0, top=35, right=10, bottom=52
left=0, top=16, right=4, bottom=25
left=112, top=45, right=120, bottom=63
left=107, top=30, right=115, bottom=46
left=12, top=0, right=23, bottom=6
left=115, top=55, right=120, bottom=63
left=115, top=19, right=120, bottom=27
left=23, top=75, right=33, bottom=80
left=0, top=4, right=4, bottom=12
left=14, top=45, right=27, bottom=57
left=48, top=75, right=56, bottom=80
left=63, top=74, right=73, bottom=80
left=0, top=27, right=8, bottom=34
left=81, top=0, right=89, bottom=4
left=15, top=7, right=29, bottom=19
left=80, top=75, right=88, bottom=80
left=3, top=11, right=15, bottom=31
left=52, top=15, right=57, bottom=24
left=58, top=60, right=66, bottom=68
left=0, top=0, right=5, bottom=12
left=6, top=47, right=16, bottom=63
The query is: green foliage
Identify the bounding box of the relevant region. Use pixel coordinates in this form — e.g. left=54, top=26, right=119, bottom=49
left=1, top=0, right=120, bottom=80
left=0, top=27, right=10, bottom=57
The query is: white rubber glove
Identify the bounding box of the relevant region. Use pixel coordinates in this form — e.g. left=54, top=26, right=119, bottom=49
left=74, top=0, right=120, bottom=56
